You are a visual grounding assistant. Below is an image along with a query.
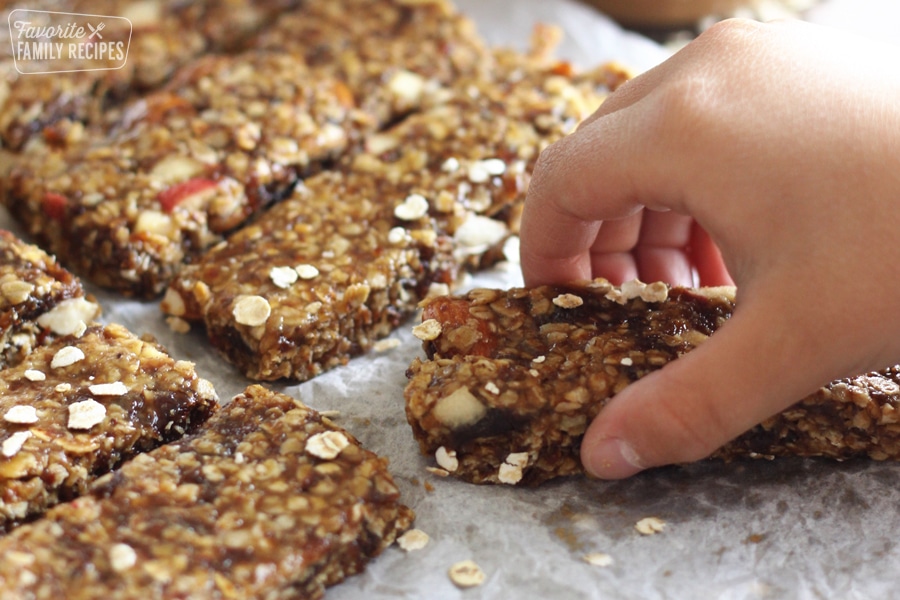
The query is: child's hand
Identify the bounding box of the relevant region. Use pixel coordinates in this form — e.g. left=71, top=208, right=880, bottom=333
left=520, top=19, right=900, bottom=478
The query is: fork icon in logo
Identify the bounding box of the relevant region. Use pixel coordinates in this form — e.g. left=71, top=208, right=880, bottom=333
left=87, top=22, right=105, bottom=39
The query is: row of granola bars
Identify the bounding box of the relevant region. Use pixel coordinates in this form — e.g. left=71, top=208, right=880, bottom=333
left=0, top=232, right=412, bottom=598
left=2, top=0, right=630, bottom=384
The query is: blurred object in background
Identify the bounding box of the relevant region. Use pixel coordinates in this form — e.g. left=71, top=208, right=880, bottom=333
left=586, top=0, right=819, bottom=29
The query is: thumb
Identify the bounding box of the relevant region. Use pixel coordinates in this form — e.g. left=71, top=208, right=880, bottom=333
left=580, top=290, right=834, bottom=479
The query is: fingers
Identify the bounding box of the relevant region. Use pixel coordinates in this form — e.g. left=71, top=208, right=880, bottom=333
left=633, top=211, right=695, bottom=286
left=521, top=110, right=680, bottom=286
left=580, top=287, right=832, bottom=479
left=689, top=223, right=734, bottom=287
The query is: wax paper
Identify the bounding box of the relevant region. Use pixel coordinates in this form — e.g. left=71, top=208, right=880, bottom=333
left=3, top=1, right=899, bottom=598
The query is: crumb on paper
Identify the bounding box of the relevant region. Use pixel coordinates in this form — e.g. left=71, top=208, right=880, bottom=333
left=397, top=529, right=430, bottom=552
left=583, top=552, right=614, bottom=567
left=373, top=338, right=401, bottom=352
left=166, top=316, right=191, bottom=334
left=635, top=517, right=666, bottom=536
left=425, top=467, right=450, bottom=477
left=305, top=431, right=349, bottom=460
left=448, top=560, right=486, bottom=588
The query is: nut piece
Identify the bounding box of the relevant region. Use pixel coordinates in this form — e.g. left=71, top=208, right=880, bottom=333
left=269, top=266, right=299, bottom=289
left=394, top=194, right=429, bottom=221
left=412, top=319, right=442, bottom=341
left=435, top=446, right=458, bottom=472
left=448, top=560, right=486, bottom=589
left=305, top=431, right=350, bottom=460
left=433, top=387, right=487, bottom=429
left=552, top=294, right=583, bottom=309
left=36, top=298, right=101, bottom=335
left=498, top=451, right=529, bottom=485
left=583, top=552, right=614, bottom=567
left=4, top=405, right=38, bottom=424
left=50, top=346, right=85, bottom=369
left=2, top=431, right=32, bottom=457
left=109, top=543, right=137, bottom=572
left=161, top=288, right=186, bottom=317
left=396, top=529, right=430, bottom=552
left=67, top=399, right=107, bottom=430
left=233, top=295, right=271, bottom=327
left=635, top=517, right=666, bottom=536
left=89, top=382, right=129, bottom=396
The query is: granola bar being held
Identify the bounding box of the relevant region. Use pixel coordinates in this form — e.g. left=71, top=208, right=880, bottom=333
left=405, top=279, right=900, bottom=485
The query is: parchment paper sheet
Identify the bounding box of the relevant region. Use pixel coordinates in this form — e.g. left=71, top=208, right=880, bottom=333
left=4, top=2, right=899, bottom=598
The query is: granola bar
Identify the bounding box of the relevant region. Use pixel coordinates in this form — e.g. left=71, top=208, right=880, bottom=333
left=405, top=280, right=900, bottom=485
left=0, top=384, right=413, bottom=599
left=0, top=323, right=218, bottom=531
left=1, top=0, right=298, bottom=151
left=0, top=230, right=100, bottom=368
left=3, top=49, right=369, bottom=296
left=161, top=52, right=620, bottom=380
left=253, top=0, right=493, bottom=122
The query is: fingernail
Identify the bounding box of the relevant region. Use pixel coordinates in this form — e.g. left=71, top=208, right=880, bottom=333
left=583, top=437, right=645, bottom=479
